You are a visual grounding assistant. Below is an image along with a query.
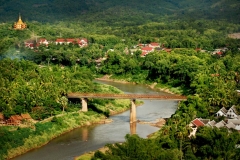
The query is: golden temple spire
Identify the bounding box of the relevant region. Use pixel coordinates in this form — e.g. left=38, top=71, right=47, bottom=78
left=19, top=13, right=21, bottom=20
left=13, top=13, right=27, bottom=30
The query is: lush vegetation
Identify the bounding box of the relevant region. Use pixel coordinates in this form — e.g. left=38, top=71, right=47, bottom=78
left=0, top=0, right=239, bottom=23
left=93, top=128, right=240, bottom=160
left=0, top=112, right=104, bottom=159
left=0, top=59, right=132, bottom=159
left=0, top=59, right=95, bottom=118
left=0, top=0, right=240, bottom=159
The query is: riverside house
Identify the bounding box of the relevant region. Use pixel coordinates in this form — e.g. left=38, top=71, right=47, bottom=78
left=189, top=105, right=240, bottom=137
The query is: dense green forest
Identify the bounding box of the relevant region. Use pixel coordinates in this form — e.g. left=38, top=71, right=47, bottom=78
left=0, top=0, right=240, bottom=23
left=0, top=0, right=240, bottom=159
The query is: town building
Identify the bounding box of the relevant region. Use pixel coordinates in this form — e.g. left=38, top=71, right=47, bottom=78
left=39, top=38, right=49, bottom=46
left=216, top=106, right=239, bottom=119
left=7, top=115, right=23, bottom=126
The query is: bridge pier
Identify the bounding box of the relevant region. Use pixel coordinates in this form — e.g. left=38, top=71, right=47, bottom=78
left=81, top=98, right=88, bottom=112
left=130, top=122, right=137, bottom=135
left=130, top=99, right=137, bottom=123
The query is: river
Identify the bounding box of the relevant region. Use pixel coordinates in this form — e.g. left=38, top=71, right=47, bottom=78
left=13, top=80, right=178, bottom=160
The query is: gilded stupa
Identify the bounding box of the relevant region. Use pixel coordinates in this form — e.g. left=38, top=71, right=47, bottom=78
left=13, top=14, right=27, bottom=30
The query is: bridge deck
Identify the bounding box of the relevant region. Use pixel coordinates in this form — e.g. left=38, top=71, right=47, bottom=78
left=67, top=93, right=187, bottom=100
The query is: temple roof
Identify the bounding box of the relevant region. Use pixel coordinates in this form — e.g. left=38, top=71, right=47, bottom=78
left=16, top=15, right=24, bottom=24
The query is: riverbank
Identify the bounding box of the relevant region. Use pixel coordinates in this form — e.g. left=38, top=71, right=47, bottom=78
left=96, top=75, right=183, bottom=95
left=6, top=98, right=141, bottom=160
left=5, top=112, right=106, bottom=160
left=2, top=84, right=132, bottom=160
left=75, top=118, right=166, bottom=160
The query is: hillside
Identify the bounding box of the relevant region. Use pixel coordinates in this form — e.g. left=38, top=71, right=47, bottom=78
left=0, top=0, right=239, bottom=24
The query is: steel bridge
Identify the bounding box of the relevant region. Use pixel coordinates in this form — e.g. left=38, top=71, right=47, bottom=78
left=67, top=93, right=187, bottom=123
left=67, top=93, right=187, bottom=100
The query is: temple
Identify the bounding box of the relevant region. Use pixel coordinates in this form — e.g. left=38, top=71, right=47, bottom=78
left=13, top=14, right=27, bottom=30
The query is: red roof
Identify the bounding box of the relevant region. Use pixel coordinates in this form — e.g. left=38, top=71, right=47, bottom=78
left=66, top=38, right=76, bottom=43
left=141, top=51, right=148, bottom=56
left=10, top=115, right=23, bottom=121
left=141, top=47, right=153, bottom=51
left=192, top=118, right=205, bottom=127
left=150, top=42, right=159, bottom=46
left=56, top=39, right=65, bottom=43
left=21, top=113, right=32, bottom=119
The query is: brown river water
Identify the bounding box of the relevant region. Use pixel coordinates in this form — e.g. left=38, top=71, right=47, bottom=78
left=13, top=80, right=178, bottom=160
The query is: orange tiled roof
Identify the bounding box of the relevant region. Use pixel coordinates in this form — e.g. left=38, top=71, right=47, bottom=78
left=192, top=118, right=205, bottom=127
left=21, top=113, right=32, bottom=119
left=56, top=38, right=65, bottom=42
left=141, top=47, right=153, bottom=51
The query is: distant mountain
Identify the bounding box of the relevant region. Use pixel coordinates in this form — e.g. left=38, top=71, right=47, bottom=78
left=0, top=0, right=239, bottom=23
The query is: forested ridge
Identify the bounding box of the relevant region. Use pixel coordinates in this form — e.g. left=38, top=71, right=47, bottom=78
left=0, top=0, right=240, bottom=23
left=0, top=0, right=240, bottom=159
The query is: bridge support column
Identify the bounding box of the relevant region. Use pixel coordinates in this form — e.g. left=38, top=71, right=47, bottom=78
left=130, top=122, right=137, bottom=135
left=81, top=98, right=88, bottom=112
left=130, top=99, right=136, bottom=123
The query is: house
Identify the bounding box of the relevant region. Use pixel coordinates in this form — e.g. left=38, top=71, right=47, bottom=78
left=149, top=42, right=160, bottom=48
left=55, top=38, right=65, bottom=45
left=7, top=115, right=23, bottom=126
left=141, top=51, right=148, bottom=57
left=141, top=47, right=154, bottom=57
left=21, top=113, right=32, bottom=120
left=227, top=119, right=240, bottom=126
left=78, top=38, right=88, bottom=47
left=189, top=118, right=207, bottom=137
left=206, top=120, right=216, bottom=128
left=55, top=38, right=88, bottom=47
left=0, top=113, right=6, bottom=125
left=214, top=120, right=226, bottom=128
left=226, top=105, right=238, bottom=119
left=138, top=44, right=146, bottom=47
left=190, top=118, right=205, bottom=127
left=25, top=40, right=35, bottom=49
left=226, top=122, right=236, bottom=130
left=216, top=107, right=228, bottom=117
left=39, top=38, right=49, bottom=46
left=212, top=49, right=222, bottom=55
left=66, top=38, right=77, bottom=44
left=227, top=119, right=240, bottom=131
